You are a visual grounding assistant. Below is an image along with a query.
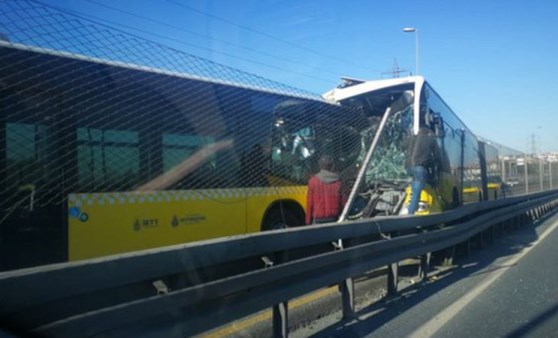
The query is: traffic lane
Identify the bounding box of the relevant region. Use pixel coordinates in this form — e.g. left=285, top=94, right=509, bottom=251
left=431, top=212, right=558, bottom=337
left=302, top=210, right=558, bottom=338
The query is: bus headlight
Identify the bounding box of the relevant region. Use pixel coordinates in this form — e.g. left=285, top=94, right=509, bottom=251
left=418, top=202, right=429, bottom=213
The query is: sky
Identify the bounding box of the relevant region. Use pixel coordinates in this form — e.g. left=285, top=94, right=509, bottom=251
left=31, top=0, right=558, bottom=153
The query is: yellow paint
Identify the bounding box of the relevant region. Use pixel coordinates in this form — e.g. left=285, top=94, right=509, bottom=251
left=68, top=186, right=307, bottom=261
left=201, top=286, right=337, bottom=338
left=403, top=184, right=443, bottom=215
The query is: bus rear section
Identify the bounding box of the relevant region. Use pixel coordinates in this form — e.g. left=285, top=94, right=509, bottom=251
left=0, top=43, right=368, bottom=270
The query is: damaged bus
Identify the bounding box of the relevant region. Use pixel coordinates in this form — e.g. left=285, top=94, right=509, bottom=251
left=324, top=76, right=501, bottom=219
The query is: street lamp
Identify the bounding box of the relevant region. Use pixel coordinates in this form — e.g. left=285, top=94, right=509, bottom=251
left=402, top=27, right=419, bottom=75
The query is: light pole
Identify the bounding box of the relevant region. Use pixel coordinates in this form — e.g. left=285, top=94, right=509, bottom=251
left=403, top=27, right=419, bottom=75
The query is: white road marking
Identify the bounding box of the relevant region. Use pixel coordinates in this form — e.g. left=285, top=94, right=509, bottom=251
left=409, top=216, right=558, bottom=338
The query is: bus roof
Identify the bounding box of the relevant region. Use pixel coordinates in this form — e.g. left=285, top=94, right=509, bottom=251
left=0, top=41, right=327, bottom=103
left=323, top=76, right=423, bottom=102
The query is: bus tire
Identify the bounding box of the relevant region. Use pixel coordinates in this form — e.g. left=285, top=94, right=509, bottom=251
left=262, top=206, right=303, bottom=231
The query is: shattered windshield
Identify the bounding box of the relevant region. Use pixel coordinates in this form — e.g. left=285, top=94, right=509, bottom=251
left=340, top=83, right=415, bottom=188
left=363, top=104, right=413, bottom=186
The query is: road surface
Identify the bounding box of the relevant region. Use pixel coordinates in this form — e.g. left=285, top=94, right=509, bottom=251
left=293, top=210, right=558, bottom=337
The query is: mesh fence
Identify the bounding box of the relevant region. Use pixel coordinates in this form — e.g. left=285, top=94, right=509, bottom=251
left=0, top=0, right=323, bottom=100
left=4, top=0, right=545, bottom=271
left=0, top=0, right=373, bottom=268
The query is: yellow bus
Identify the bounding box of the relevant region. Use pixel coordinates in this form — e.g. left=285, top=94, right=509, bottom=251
left=0, top=42, right=367, bottom=270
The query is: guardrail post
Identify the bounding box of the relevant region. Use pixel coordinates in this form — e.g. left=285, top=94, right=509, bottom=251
left=333, top=241, right=354, bottom=318
left=498, top=221, right=504, bottom=234
left=418, top=252, right=431, bottom=283
left=384, top=232, right=398, bottom=296
left=523, top=212, right=530, bottom=226
left=262, top=256, right=289, bottom=338
left=528, top=210, right=534, bottom=223
left=479, top=229, right=486, bottom=249
left=273, top=302, right=288, bottom=338
left=511, top=216, right=517, bottom=230
left=340, top=278, right=355, bottom=318
left=387, top=261, right=398, bottom=296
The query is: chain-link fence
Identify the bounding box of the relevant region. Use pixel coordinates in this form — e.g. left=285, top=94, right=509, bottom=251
left=500, top=155, right=557, bottom=196
left=0, top=0, right=372, bottom=269
left=2, top=0, right=552, bottom=272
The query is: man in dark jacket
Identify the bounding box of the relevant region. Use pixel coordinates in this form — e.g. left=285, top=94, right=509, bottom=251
left=405, top=126, right=440, bottom=214
left=306, top=155, right=346, bottom=224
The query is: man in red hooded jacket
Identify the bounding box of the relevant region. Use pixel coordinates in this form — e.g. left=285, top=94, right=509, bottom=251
left=306, top=155, right=347, bottom=224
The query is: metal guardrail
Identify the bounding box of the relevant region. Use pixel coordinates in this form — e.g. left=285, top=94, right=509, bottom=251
left=1, top=190, right=558, bottom=337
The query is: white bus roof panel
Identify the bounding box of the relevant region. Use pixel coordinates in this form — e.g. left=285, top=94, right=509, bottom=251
left=323, top=76, right=423, bottom=102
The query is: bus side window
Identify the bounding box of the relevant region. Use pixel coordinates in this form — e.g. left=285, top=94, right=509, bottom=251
left=76, top=128, right=140, bottom=191
left=5, top=122, right=56, bottom=209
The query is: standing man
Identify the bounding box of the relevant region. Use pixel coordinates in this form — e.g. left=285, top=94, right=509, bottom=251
left=405, top=126, right=440, bottom=215
left=306, top=155, right=346, bottom=224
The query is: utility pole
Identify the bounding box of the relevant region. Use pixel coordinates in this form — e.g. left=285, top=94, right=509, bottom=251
left=550, top=160, right=553, bottom=189
left=539, top=156, right=544, bottom=192
left=524, top=154, right=529, bottom=194
left=381, top=58, right=408, bottom=78
left=528, top=133, right=536, bottom=155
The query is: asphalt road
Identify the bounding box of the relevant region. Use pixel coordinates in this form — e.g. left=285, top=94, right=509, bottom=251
left=293, top=209, right=558, bottom=338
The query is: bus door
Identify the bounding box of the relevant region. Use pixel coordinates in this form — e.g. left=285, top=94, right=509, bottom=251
left=1, top=122, right=66, bottom=271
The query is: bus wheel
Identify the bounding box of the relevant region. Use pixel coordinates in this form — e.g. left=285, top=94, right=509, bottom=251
left=261, top=207, right=303, bottom=264
left=262, top=207, right=302, bottom=231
